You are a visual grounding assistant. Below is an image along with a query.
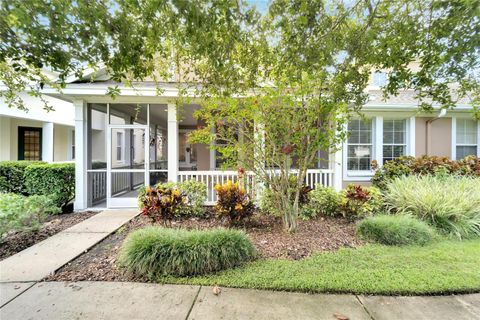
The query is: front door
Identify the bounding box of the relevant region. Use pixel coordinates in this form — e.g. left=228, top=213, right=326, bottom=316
left=107, top=125, right=148, bottom=207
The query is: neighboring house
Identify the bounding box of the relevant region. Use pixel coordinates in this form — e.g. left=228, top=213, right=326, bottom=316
left=4, top=69, right=479, bottom=210
left=0, top=92, right=75, bottom=163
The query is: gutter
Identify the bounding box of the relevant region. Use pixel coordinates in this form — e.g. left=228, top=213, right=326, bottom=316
left=425, top=108, right=447, bottom=155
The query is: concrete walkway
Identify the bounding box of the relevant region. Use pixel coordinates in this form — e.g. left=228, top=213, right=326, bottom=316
left=1, top=282, right=479, bottom=320
left=0, top=209, right=138, bottom=283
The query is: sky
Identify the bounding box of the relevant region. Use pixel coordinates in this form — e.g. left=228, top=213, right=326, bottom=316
left=246, top=0, right=270, bottom=13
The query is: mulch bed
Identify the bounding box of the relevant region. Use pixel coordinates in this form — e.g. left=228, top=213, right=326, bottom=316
left=46, top=213, right=362, bottom=282
left=0, top=211, right=98, bottom=261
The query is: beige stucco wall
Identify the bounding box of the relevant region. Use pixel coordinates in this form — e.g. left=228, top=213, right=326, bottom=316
left=0, top=116, right=12, bottom=161
left=342, top=180, right=372, bottom=189
left=53, top=124, right=71, bottom=161
left=415, top=117, right=452, bottom=157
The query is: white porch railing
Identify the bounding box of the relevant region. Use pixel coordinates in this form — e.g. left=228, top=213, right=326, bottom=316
left=88, top=168, right=334, bottom=206
left=178, top=169, right=334, bottom=205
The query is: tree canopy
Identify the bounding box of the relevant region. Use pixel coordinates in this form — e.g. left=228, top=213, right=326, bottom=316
left=1, top=0, right=479, bottom=113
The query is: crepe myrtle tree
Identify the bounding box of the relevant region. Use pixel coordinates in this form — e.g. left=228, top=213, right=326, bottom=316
left=189, top=74, right=367, bottom=232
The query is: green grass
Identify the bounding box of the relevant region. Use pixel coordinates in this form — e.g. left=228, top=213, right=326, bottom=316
left=156, top=239, right=480, bottom=295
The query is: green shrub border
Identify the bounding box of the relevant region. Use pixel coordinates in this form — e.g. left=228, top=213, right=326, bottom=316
left=24, top=163, right=75, bottom=209
left=0, top=161, right=45, bottom=194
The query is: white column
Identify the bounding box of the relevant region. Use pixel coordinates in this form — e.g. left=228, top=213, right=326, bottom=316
left=167, top=103, right=179, bottom=182
left=0, top=117, right=11, bottom=161
left=73, top=99, right=88, bottom=210
left=42, top=122, right=54, bottom=162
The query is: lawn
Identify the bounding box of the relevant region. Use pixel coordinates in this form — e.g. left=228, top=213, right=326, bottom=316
left=159, top=239, right=480, bottom=295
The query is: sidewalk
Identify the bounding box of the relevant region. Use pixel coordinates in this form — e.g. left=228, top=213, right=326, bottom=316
left=1, top=282, right=479, bottom=320
left=0, top=209, right=138, bottom=282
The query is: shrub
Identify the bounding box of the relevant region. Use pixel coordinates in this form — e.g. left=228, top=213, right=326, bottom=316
left=140, top=185, right=186, bottom=225
left=371, top=155, right=480, bottom=189
left=0, top=161, right=44, bottom=194
left=215, top=180, right=255, bottom=224
left=357, top=214, right=436, bottom=246
left=118, top=227, right=256, bottom=277
left=308, top=186, right=344, bottom=217
left=24, top=163, right=75, bottom=209
left=384, top=175, right=480, bottom=239
left=0, top=193, right=60, bottom=239
left=341, top=185, right=383, bottom=220
left=177, top=180, right=207, bottom=217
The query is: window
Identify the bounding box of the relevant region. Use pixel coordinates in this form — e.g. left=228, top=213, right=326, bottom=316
left=383, top=119, right=406, bottom=164
left=373, top=71, right=387, bottom=87
left=347, top=119, right=372, bottom=171
left=18, top=127, right=42, bottom=160
left=456, top=119, right=478, bottom=160
left=116, top=132, right=123, bottom=161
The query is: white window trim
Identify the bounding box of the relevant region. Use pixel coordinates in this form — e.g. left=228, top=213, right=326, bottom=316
left=451, top=116, right=480, bottom=160
left=343, top=115, right=415, bottom=181
left=343, top=117, right=376, bottom=181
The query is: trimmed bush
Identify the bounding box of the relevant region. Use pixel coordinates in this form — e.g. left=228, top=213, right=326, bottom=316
left=384, top=175, right=480, bottom=239
left=24, top=163, right=75, bottom=209
left=0, top=161, right=44, bottom=194
left=118, top=227, right=256, bottom=277
left=357, top=215, right=436, bottom=246
left=371, top=155, right=480, bottom=189
left=0, top=193, right=60, bottom=239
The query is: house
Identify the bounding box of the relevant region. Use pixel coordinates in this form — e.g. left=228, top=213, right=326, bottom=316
left=3, top=70, right=479, bottom=210
left=0, top=92, right=75, bottom=163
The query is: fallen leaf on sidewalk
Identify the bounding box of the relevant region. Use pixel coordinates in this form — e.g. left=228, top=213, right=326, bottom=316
left=212, top=285, right=221, bottom=295
left=333, top=313, right=349, bottom=320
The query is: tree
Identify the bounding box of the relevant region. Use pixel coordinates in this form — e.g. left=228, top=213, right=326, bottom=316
left=1, top=0, right=479, bottom=231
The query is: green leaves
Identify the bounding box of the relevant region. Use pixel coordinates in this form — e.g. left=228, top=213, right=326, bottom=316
left=2, top=0, right=478, bottom=113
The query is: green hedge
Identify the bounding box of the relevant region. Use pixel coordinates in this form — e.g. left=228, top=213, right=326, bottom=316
left=24, top=163, right=75, bottom=209
left=0, top=161, right=45, bottom=194
left=118, top=227, right=256, bottom=277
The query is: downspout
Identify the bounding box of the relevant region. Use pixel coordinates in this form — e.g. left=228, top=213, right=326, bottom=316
left=425, top=108, right=447, bottom=156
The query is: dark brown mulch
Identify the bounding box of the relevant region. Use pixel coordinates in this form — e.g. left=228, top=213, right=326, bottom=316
left=0, top=211, right=98, bottom=261
left=46, top=213, right=362, bottom=283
